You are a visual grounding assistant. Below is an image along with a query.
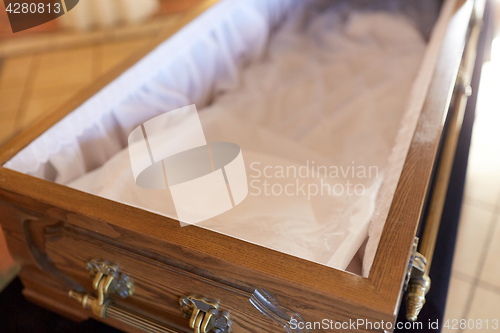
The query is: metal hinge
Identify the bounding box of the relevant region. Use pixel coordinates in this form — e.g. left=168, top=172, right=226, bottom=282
left=179, top=295, right=232, bottom=333
left=69, top=260, right=230, bottom=333
left=69, top=259, right=134, bottom=317
left=404, top=238, right=431, bottom=322
left=404, top=237, right=419, bottom=292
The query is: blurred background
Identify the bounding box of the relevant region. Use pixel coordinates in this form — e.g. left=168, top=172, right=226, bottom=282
left=0, top=0, right=499, bottom=330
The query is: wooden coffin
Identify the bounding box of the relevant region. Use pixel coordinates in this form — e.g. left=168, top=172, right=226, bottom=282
left=0, top=0, right=487, bottom=332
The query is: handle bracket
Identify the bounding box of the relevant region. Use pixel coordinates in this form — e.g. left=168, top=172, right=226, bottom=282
left=68, top=259, right=230, bottom=333
left=179, top=295, right=232, bottom=333
left=69, top=259, right=134, bottom=318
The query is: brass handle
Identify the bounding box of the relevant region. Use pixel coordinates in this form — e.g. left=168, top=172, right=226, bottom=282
left=405, top=74, right=471, bottom=322
left=69, top=290, right=183, bottom=333
left=406, top=6, right=482, bottom=322
left=69, top=259, right=182, bottom=332
left=179, top=295, right=232, bottom=333
left=69, top=259, right=231, bottom=333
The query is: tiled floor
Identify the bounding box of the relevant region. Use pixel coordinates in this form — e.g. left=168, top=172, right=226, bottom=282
left=0, top=36, right=157, bottom=144
left=0, top=3, right=499, bottom=330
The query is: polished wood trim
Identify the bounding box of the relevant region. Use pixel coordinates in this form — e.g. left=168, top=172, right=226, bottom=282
left=0, top=174, right=386, bottom=327
left=46, top=228, right=280, bottom=332
left=370, top=0, right=477, bottom=313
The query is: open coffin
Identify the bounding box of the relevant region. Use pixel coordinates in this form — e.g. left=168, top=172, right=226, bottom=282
left=4, top=0, right=445, bottom=277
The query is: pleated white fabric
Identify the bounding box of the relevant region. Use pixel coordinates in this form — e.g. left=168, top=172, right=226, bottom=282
left=5, top=0, right=437, bottom=274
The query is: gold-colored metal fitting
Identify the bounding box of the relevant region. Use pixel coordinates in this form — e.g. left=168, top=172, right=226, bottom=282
left=69, top=259, right=134, bottom=318
left=180, top=295, right=232, bottom=333
left=405, top=252, right=430, bottom=322
left=69, top=260, right=230, bottom=332
left=404, top=237, right=420, bottom=292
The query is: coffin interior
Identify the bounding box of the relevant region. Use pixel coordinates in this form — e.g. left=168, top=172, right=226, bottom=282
left=4, top=0, right=443, bottom=276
